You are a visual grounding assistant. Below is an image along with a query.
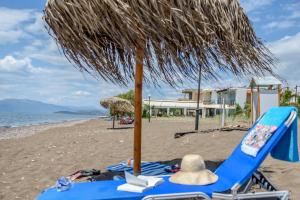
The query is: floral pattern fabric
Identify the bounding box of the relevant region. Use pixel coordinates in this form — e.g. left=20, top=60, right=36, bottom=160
left=242, top=124, right=278, bottom=157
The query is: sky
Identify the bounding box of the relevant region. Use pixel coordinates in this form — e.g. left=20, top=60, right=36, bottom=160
left=0, top=0, right=300, bottom=107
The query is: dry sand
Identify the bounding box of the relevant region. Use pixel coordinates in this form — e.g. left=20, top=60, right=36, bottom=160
left=0, top=117, right=299, bottom=199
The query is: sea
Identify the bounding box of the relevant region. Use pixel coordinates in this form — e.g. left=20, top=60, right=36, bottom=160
left=0, top=112, right=105, bottom=128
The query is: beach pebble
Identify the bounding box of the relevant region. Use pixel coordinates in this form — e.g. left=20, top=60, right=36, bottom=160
left=119, top=140, right=124, bottom=143
left=21, top=177, right=25, bottom=180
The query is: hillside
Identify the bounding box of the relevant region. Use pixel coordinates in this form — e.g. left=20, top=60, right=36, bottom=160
left=0, top=99, right=103, bottom=115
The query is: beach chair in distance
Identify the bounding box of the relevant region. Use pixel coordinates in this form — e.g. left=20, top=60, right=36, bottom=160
left=120, top=116, right=134, bottom=125
left=36, top=107, right=299, bottom=200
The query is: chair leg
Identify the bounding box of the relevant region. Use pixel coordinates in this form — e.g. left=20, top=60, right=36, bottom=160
left=252, top=170, right=278, bottom=192
left=213, top=170, right=289, bottom=200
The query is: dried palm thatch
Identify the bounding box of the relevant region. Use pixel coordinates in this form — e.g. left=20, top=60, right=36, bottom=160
left=100, top=97, right=134, bottom=129
left=100, top=97, right=134, bottom=115
left=44, top=0, right=274, bottom=87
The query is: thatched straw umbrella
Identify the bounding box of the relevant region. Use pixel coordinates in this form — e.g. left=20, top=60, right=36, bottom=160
left=100, top=97, right=134, bottom=129
left=44, top=0, right=274, bottom=174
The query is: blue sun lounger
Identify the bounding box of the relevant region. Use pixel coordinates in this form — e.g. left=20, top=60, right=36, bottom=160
left=36, top=107, right=299, bottom=200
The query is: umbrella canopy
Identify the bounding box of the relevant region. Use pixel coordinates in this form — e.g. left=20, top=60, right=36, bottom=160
left=44, top=0, right=274, bottom=174
left=44, top=0, right=274, bottom=85
left=100, top=97, right=134, bottom=115
left=100, top=97, right=134, bottom=129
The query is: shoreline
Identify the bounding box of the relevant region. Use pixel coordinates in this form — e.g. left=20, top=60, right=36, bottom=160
left=0, top=114, right=108, bottom=129
left=0, top=118, right=99, bottom=140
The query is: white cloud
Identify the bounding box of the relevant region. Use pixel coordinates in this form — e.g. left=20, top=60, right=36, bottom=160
left=0, top=7, right=34, bottom=44
left=265, top=20, right=299, bottom=30
left=26, top=13, right=46, bottom=34
left=0, top=30, right=24, bottom=44
left=27, top=65, right=52, bottom=74
left=19, top=38, right=70, bottom=66
left=0, top=7, right=69, bottom=65
left=263, top=2, right=300, bottom=31
left=0, top=55, right=51, bottom=74
left=0, top=7, right=33, bottom=31
left=0, top=8, right=126, bottom=107
left=0, top=55, right=30, bottom=72
left=283, top=2, right=300, bottom=19
left=30, top=53, right=69, bottom=65
left=240, top=0, right=274, bottom=12
left=0, top=8, right=46, bottom=45
left=73, top=91, right=91, bottom=97
left=268, top=32, right=300, bottom=85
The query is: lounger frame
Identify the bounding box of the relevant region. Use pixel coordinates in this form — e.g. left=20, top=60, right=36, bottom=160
left=143, top=170, right=290, bottom=200
left=212, top=190, right=289, bottom=200
left=143, top=192, right=210, bottom=199
left=143, top=190, right=289, bottom=200
left=143, top=191, right=289, bottom=200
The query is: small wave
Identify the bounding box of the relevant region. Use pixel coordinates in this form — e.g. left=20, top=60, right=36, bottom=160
left=0, top=125, right=11, bottom=129
left=0, top=112, right=107, bottom=128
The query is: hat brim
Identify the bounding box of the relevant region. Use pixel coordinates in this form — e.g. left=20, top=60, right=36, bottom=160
left=169, top=170, right=218, bottom=185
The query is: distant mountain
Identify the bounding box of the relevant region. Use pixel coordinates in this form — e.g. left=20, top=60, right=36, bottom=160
left=0, top=99, right=104, bottom=115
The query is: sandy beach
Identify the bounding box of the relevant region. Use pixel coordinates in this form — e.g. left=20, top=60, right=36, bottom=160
left=0, top=117, right=299, bottom=200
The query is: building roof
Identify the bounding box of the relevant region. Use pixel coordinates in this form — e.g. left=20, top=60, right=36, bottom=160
left=217, top=87, right=248, bottom=93
left=182, top=88, right=218, bottom=93
left=182, top=89, right=198, bottom=93
left=252, top=76, right=282, bottom=86
left=143, top=99, right=234, bottom=109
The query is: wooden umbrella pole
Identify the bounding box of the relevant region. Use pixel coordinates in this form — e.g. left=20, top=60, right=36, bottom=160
left=133, top=47, right=144, bottom=175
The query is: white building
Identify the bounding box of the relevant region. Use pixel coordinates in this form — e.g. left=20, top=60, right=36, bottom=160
left=217, top=87, right=248, bottom=107
left=250, top=76, right=282, bottom=122
left=143, top=77, right=283, bottom=119
left=143, top=88, right=246, bottom=117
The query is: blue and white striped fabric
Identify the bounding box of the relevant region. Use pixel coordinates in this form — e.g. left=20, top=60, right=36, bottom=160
left=106, top=162, right=172, bottom=176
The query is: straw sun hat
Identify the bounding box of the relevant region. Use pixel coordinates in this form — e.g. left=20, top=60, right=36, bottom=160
left=169, top=154, right=218, bottom=185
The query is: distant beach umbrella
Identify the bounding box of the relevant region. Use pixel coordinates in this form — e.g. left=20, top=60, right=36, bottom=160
left=44, top=0, right=274, bottom=174
left=100, top=97, right=134, bottom=129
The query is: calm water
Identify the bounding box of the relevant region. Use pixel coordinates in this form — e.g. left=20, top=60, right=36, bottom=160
left=0, top=112, right=102, bottom=127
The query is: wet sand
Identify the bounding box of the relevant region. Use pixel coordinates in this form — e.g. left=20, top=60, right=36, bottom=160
left=0, top=117, right=299, bottom=199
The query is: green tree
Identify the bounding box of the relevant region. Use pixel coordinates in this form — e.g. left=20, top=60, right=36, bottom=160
left=117, top=90, right=134, bottom=105
left=234, top=104, right=243, bottom=116
left=142, top=104, right=150, bottom=118
left=280, top=90, right=294, bottom=106
left=244, top=103, right=251, bottom=119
